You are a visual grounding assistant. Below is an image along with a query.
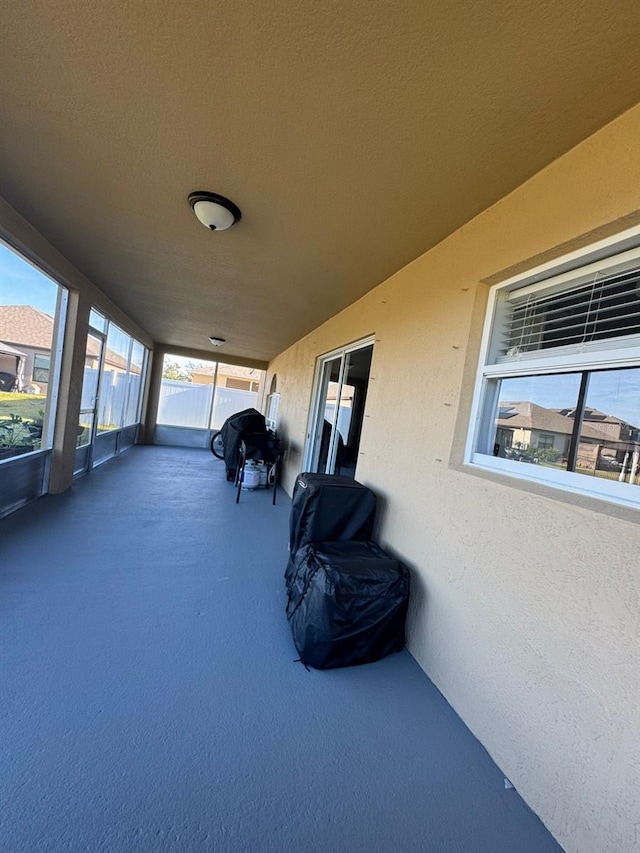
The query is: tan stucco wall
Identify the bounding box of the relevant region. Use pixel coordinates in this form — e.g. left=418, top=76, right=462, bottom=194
left=268, top=105, right=640, bottom=853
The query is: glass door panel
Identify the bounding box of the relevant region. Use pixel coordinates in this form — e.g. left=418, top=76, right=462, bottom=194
left=308, top=356, right=342, bottom=474
left=97, top=324, right=130, bottom=434
left=77, top=412, right=94, bottom=448
left=74, top=332, right=104, bottom=474
left=306, top=340, right=374, bottom=478
left=334, top=345, right=373, bottom=478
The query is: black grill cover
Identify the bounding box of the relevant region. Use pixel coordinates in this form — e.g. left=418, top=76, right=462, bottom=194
left=288, top=472, right=376, bottom=560
left=220, top=408, right=266, bottom=478
left=0, top=371, right=17, bottom=392
left=286, top=541, right=409, bottom=669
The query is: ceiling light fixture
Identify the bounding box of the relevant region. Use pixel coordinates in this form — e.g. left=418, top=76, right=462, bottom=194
left=188, top=191, right=242, bottom=231
left=209, top=336, right=226, bottom=347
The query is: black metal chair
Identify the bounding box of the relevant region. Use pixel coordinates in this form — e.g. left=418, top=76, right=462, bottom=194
left=235, top=431, right=281, bottom=505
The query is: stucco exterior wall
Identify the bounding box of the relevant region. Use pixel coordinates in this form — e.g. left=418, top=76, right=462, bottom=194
left=268, top=105, right=640, bottom=853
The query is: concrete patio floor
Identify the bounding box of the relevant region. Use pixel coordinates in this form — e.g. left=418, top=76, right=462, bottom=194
left=0, top=446, right=564, bottom=852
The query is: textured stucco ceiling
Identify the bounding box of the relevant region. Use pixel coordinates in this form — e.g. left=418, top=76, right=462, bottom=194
left=1, top=1, right=640, bottom=362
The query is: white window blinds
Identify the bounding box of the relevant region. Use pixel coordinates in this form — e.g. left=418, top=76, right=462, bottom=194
left=496, top=265, right=640, bottom=363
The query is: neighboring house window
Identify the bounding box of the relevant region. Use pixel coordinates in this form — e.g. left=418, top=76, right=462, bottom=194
left=33, top=354, right=50, bottom=383
left=466, top=231, right=640, bottom=509
left=536, top=433, right=555, bottom=450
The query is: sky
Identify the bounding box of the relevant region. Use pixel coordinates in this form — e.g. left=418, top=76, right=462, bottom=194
left=163, top=354, right=211, bottom=370
left=0, top=241, right=58, bottom=315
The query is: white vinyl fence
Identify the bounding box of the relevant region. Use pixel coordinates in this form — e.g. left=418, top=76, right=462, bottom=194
left=324, top=402, right=353, bottom=442
left=157, top=379, right=259, bottom=430
left=83, top=368, right=143, bottom=430
left=98, top=370, right=128, bottom=429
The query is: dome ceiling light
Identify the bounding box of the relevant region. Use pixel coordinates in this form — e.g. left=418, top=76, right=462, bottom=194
left=209, top=336, right=226, bottom=347
left=188, top=191, right=242, bottom=231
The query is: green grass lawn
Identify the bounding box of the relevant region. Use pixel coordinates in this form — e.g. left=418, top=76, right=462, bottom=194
left=0, top=392, right=46, bottom=423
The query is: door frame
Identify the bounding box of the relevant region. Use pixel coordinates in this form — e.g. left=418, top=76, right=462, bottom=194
left=76, top=327, right=107, bottom=473
left=303, top=334, right=375, bottom=474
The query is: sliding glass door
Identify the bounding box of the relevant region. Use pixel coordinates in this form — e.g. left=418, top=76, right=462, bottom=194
left=305, top=337, right=374, bottom=478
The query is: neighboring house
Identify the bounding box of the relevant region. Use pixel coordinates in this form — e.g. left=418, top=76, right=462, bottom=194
left=496, top=401, right=640, bottom=472
left=0, top=305, right=56, bottom=392
left=84, top=338, right=129, bottom=374
left=495, top=401, right=603, bottom=456
left=190, top=363, right=261, bottom=393
left=553, top=406, right=640, bottom=444
left=0, top=305, right=128, bottom=393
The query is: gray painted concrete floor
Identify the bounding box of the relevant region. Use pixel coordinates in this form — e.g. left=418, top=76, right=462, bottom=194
left=0, top=446, right=564, bottom=853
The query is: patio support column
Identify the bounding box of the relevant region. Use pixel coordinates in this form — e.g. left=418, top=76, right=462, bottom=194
left=141, top=344, right=166, bottom=445
left=48, top=292, right=90, bottom=493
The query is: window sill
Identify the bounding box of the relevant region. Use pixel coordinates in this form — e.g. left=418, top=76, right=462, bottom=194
left=458, top=456, right=640, bottom=522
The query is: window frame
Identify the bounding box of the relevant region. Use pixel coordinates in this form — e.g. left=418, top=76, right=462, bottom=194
left=303, top=335, right=375, bottom=475
left=266, top=392, right=280, bottom=432
left=465, top=226, right=640, bottom=510
left=32, top=353, right=51, bottom=384
left=536, top=433, right=556, bottom=450
left=0, top=237, right=69, bottom=456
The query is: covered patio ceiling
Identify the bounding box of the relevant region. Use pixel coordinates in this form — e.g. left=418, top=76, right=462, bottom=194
left=1, top=1, right=640, bottom=363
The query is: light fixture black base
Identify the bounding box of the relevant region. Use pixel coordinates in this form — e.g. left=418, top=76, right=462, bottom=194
left=188, top=191, right=242, bottom=228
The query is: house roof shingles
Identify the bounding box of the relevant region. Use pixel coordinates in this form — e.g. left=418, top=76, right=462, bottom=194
left=191, top=364, right=261, bottom=381
left=0, top=305, right=54, bottom=350
left=497, top=401, right=605, bottom=441
left=0, top=305, right=129, bottom=370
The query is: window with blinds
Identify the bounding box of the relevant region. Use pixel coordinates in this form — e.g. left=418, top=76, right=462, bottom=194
left=467, top=231, right=640, bottom=509
left=497, top=266, right=640, bottom=363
